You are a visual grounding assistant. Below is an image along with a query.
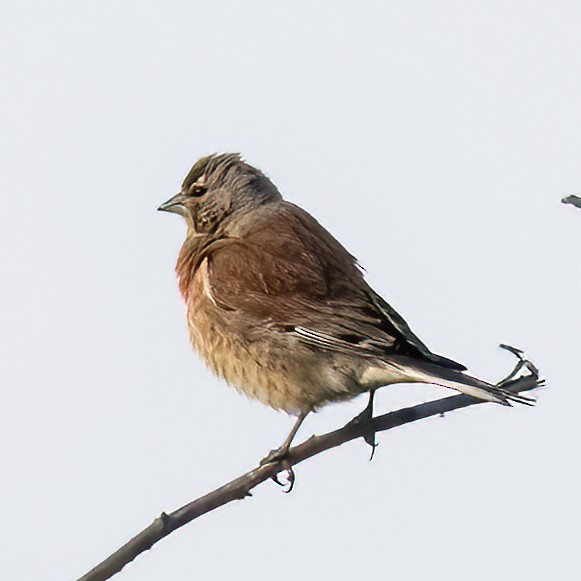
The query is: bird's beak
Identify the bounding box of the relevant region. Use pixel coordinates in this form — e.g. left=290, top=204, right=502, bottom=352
left=157, top=193, right=187, bottom=214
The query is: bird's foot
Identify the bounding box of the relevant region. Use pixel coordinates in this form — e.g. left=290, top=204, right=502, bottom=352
left=260, top=447, right=296, bottom=493
left=259, top=411, right=307, bottom=466
left=271, top=465, right=296, bottom=493
left=260, top=445, right=289, bottom=466
left=349, top=407, right=378, bottom=461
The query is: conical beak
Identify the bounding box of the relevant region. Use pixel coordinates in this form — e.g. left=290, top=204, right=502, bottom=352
left=158, top=193, right=187, bottom=214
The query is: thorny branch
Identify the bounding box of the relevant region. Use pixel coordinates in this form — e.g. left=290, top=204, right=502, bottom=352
left=77, top=346, right=543, bottom=581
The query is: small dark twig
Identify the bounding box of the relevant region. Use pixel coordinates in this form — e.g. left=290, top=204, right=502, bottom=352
left=497, top=344, right=538, bottom=385
left=562, top=194, right=581, bottom=209
left=77, top=348, right=542, bottom=581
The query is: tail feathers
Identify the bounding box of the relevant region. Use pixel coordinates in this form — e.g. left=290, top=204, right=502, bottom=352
left=391, top=355, right=535, bottom=406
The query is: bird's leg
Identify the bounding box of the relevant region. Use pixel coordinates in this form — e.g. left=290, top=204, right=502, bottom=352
left=260, top=411, right=308, bottom=466
left=350, top=389, right=378, bottom=459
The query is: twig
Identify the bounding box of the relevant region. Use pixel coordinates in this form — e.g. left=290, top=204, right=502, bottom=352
left=77, top=357, right=542, bottom=581
left=562, top=194, right=581, bottom=209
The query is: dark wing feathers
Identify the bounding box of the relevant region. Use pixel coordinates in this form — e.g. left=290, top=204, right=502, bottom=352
left=206, top=202, right=464, bottom=370
left=368, top=290, right=466, bottom=370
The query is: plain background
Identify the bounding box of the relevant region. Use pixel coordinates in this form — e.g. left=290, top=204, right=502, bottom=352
left=1, top=1, right=580, bottom=579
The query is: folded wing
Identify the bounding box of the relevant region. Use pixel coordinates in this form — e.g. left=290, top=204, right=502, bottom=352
left=204, top=202, right=465, bottom=371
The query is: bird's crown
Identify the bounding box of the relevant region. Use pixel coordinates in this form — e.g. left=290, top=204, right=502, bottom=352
left=158, top=153, right=282, bottom=235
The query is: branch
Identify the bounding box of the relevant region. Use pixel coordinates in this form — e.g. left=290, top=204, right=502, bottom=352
left=562, top=194, right=581, bottom=209
left=77, top=370, right=542, bottom=581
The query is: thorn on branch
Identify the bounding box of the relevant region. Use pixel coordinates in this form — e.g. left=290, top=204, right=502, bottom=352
left=159, top=512, right=170, bottom=528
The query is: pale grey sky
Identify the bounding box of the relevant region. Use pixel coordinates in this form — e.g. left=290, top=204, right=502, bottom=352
left=1, top=1, right=580, bottom=580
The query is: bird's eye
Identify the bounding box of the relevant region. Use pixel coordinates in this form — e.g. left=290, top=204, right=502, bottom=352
left=188, top=184, right=207, bottom=197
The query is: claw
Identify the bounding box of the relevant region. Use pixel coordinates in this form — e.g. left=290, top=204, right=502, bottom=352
left=269, top=463, right=296, bottom=493
left=260, top=418, right=302, bottom=490
left=366, top=437, right=378, bottom=461
left=350, top=390, right=378, bottom=460
left=260, top=447, right=293, bottom=490
left=283, top=467, right=296, bottom=493
left=271, top=471, right=285, bottom=487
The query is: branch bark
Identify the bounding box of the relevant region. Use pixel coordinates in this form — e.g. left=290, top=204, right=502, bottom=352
left=562, top=194, right=581, bottom=209
left=77, top=372, right=541, bottom=581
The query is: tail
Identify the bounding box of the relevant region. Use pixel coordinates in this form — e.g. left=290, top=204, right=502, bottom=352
left=390, top=355, right=535, bottom=406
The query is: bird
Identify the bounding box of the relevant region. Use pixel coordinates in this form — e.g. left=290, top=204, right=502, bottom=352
left=158, top=153, right=533, bottom=460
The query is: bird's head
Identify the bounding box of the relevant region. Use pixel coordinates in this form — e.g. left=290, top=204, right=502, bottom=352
left=158, top=153, right=282, bottom=236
